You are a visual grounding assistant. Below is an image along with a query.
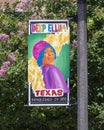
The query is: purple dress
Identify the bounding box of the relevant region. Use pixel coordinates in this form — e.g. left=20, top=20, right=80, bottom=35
left=42, top=65, right=69, bottom=93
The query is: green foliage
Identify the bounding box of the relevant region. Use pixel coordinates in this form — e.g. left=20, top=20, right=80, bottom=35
left=0, top=0, right=104, bottom=130
left=87, top=1, right=104, bottom=129
left=88, top=103, right=104, bottom=130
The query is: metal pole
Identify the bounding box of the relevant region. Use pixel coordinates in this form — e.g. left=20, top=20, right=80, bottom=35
left=77, top=0, right=88, bottom=130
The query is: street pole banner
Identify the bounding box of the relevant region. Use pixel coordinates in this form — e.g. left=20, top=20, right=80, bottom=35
left=28, top=20, right=70, bottom=106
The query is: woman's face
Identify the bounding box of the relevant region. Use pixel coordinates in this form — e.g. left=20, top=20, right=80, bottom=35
left=42, top=48, right=55, bottom=65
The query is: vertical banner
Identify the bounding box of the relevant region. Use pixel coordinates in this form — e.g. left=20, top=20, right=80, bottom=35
left=28, top=20, right=70, bottom=106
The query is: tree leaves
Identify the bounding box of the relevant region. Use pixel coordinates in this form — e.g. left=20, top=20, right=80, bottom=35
left=0, top=0, right=104, bottom=130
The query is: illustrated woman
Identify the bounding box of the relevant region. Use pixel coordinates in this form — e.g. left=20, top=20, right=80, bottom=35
left=32, top=40, right=69, bottom=93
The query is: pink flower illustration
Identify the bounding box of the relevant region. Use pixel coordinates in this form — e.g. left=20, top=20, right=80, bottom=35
left=10, top=32, right=15, bottom=36
left=16, top=0, right=30, bottom=11
left=0, top=69, right=8, bottom=77
left=1, top=61, right=10, bottom=70
left=0, top=34, right=9, bottom=41
left=16, top=2, right=24, bottom=9
left=17, top=22, right=22, bottom=28
left=18, top=31, right=24, bottom=37
left=22, top=0, right=30, bottom=3
left=8, top=53, right=16, bottom=62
